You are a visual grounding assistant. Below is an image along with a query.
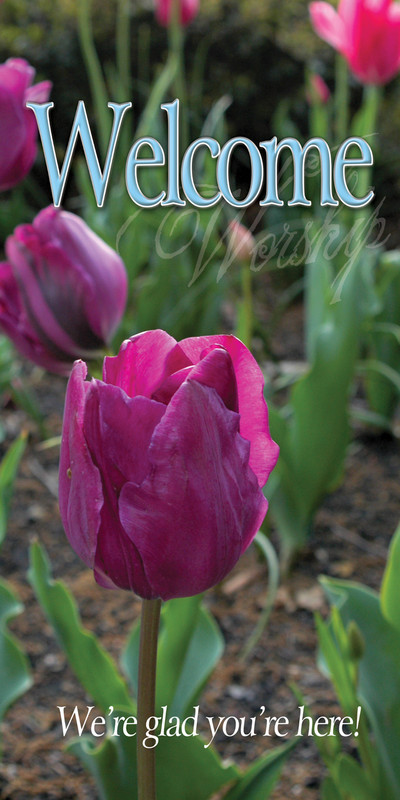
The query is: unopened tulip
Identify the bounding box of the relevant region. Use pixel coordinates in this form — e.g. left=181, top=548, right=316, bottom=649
left=228, top=221, right=255, bottom=263
left=310, top=0, right=400, bottom=85
left=0, top=207, right=127, bottom=374
left=156, top=0, right=199, bottom=26
left=59, top=331, right=279, bottom=599
left=0, top=58, right=51, bottom=191
left=308, top=74, right=331, bottom=104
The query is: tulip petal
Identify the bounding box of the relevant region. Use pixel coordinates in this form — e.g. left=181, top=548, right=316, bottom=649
left=153, top=346, right=238, bottom=411
left=310, top=1, right=348, bottom=53
left=59, top=361, right=103, bottom=568
left=186, top=346, right=239, bottom=411
left=156, top=0, right=198, bottom=26
left=84, top=382, right=166, bottom=488
left=103, top=330, right=188, bottom=398
left=0, top=58, right=35, bottom=100
left=0, top=261, right=72, bottom=374
left=82, top=382, right=165, bottom=596
left=178, top=335, right=279, bottom=486
left=0, top=86, right=25, bottom=190
left=119, top=380, right=267, bottom=600
left=16, top=80, right=52, bottom=180
left=351, top=0, right=400, bottom=83
left=25, top=80, right=52, bottom=105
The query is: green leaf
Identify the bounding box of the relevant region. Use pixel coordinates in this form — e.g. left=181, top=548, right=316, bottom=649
left=321, top=577, right=400, bottom=800
left=0, top=433, right=27, bottom=547
left=0, top=578, right=31, bottom=723
left=349, top=406, right=393, bottom=433
left=268, top=253, right=372, bottom=561
left=0, top=336, right=18, bottom=399
left=364, top=250, right=400, bottom=420
left=28, top=542, right=133, bottom=713
left=223, top=740, right=296, bottom=800
left=241, top=532, right=280, bottom=660
left=321, top=776, right=343, bottom=800
left=69, top=724, right=238, bottom=800
left=170, top=605, right=224, bottom=718
left=358, top=360, right=400, bottom=395
left=315, top=611, right=356, bottom=717
left=335, top=753, right=376, bottom=800
left=381, top=524, right=400, bottom=634
left=122, top=595, right=224, bottom=718
left=367, top=322, right=400, bottom=345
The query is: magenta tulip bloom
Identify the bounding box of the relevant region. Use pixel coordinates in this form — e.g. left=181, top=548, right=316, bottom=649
left=310, top=0, right=400, bottom=85
left=0, top=58, right=51, bottom=191
left=156, top=0, right=199, bottom=26
left=59, top=331, right=279, bottom=599
left=0, top=207, right=127, bottom=374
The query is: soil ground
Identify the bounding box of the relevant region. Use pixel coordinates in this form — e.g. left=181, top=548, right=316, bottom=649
left=0, top=299, right=399, bottom=800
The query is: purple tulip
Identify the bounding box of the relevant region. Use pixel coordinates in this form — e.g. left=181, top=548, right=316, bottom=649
left=0, top=207, right=128, bottom=374
left=0, top=58, right=51, bottom=192
left=59, top=331, right=279, bottom=599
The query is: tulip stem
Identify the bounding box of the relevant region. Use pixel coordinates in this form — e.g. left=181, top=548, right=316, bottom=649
left=240, top=263, right=253, bottom=349
left=77, top=0, right=110, bottom=159
left=334, top=55, right=349, bottom=144
left=169, top=0, right=189, bottom=149
left=137, top=598, right=162, bottom=800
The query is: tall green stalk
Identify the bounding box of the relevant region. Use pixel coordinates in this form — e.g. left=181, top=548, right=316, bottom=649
left=168, top=0, right=189, bottom=148
left=116, top=0, right=131, bottom=101
left=77, top=0, right=110, bottom=159
left=356, top=84, right=380, bottom=203
left=334, top=55, right=349, bottom=144
left=240, top=263, right=253, bottom=349
left=137, top=598, right=162, bottom=800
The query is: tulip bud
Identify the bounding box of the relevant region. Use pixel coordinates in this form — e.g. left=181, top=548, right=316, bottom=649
left=0, top=59, right=51, bottom=191
left=347, top=621, right=365, bottom=662
left=307, top=74, right=330, bottom=105
left=156, top=0, right=199, bottom=27
left=0, top=207, right=127, bottom=374
left=310, top=0, right=400, bottom=86
left=59, top=331, right=279, bottom=599
left=228, top=221, right=255, bottom=264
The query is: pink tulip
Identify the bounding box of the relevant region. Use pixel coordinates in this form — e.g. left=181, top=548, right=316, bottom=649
left=156, top=0, right=199, bottom=26
left=228, top=221, right=255, bottom=263
left=0, top=207, right=127, bottom=374
left=310, top=0, right=400, bottom=85
left=59, top=331, right=279, bottom=599
left=0, top=58, right=51, bottom=191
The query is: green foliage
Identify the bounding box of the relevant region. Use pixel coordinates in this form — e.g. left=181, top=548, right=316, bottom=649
left=122, top=594, right=224, bottom=718
left=0, top=435, right=31, bottom=735
left=0, top=433, right=27, bottom=546
left=28, top=542, right=133, bottom=713
left=30, top=542, right=294, bottom=799
left=363, top=251, right=400, bottom=425
left=223, top=740, right=297, bottom=800
left=267, top=244, right=376, bottom=564
left=317, top=523, right=400, bottom=800
left=0, top=336, right=45, bottom=439
left=0, top=581, right=32, bottom=725
left=380, top=523, right=400, bottom=634
left=0, top=336, right=18, bottom=400
left=70, top=720, right=238, bottom=800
